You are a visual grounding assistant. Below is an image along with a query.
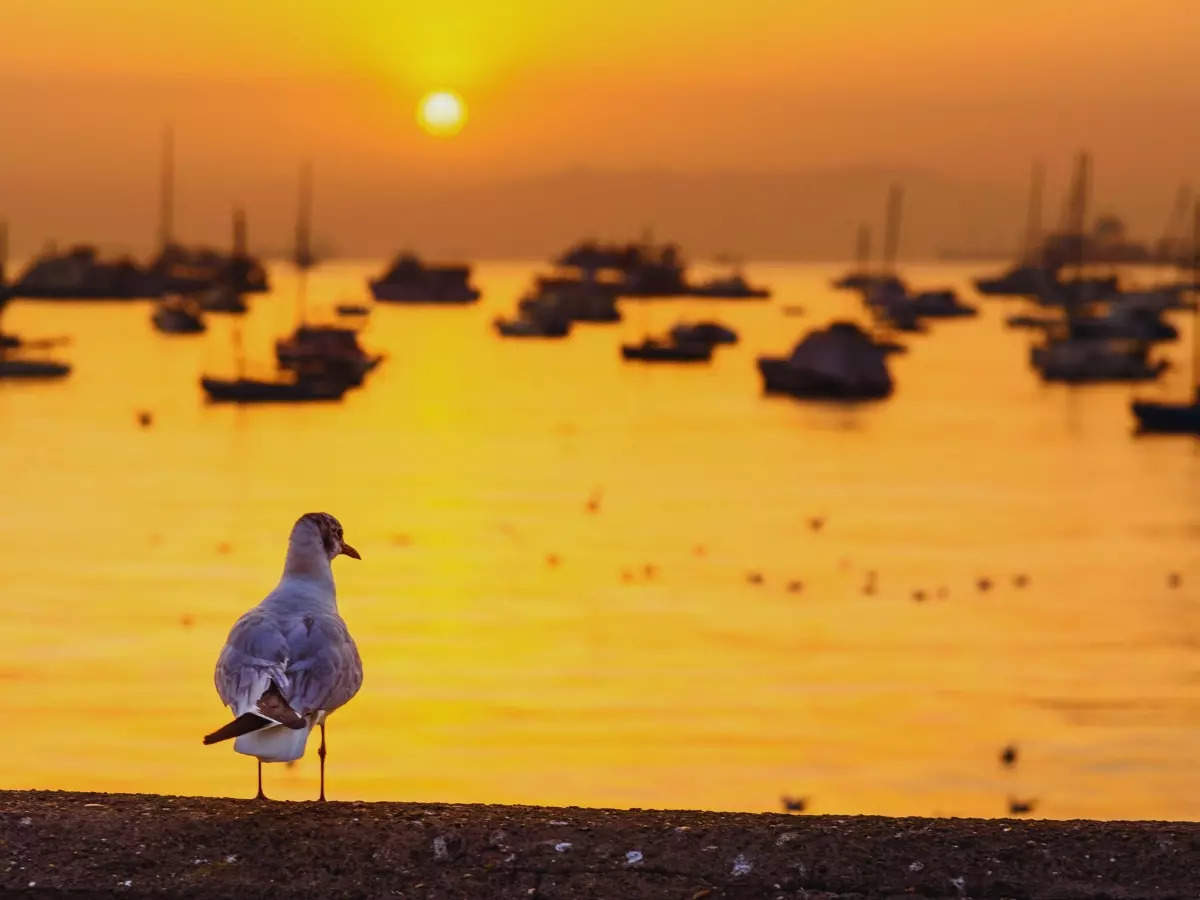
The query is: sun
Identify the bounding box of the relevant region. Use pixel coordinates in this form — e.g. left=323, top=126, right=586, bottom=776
left=417, top=90, right=466, bottom=137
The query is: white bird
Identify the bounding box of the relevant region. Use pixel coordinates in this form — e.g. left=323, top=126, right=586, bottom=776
left=203, top=512, right=363, bottom=801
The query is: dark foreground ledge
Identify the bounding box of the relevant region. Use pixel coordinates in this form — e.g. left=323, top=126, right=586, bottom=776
left=1, top=791, right=1197, bottom=899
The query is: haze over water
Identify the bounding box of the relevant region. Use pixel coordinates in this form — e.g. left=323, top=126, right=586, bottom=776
left=1, top=260, right=1198, bottom=819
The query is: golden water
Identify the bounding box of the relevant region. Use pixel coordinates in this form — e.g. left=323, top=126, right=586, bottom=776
left=1, top=261, right=1197, bottom=818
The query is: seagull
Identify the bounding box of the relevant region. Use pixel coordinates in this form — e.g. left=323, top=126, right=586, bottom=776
left=202, top=512, right=363, bottom=801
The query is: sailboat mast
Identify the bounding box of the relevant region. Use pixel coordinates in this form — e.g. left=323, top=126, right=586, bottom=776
left=882, top=184, right=903, bottom=275
left=855, top=224, right=871, bottom=273
left=1192, top=201, right=1199, bottom=397
left=294, top=162, right=313, bottom=271
left=158, top=125, right=174, bottom=253
left=1022, top=160, right=1044, bottom=264
left=232, top=208, right=247, bottom=258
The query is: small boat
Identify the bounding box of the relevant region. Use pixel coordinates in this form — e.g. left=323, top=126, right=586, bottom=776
left=369, top=254, right=480, bottom=303
left=275, top=325, right=382, bottom=387
left=557, top=238, right=690, bottom=296
left=621, top=337, right=712, bottom=362
left=493, top=311, right=570, bottom=338
left=1132, top=394, right=1200, bottom=434
left=12, top=245, right=156, bottom=299
left=688, top=272, right=770, bottom=299
left=195, top=283, right=247, bottom=313
left=1007, top=313, right=1057, bottom=329
left=200, top=372, right=350, bottom=403
left=523, top=276, right=621, bottom=322
left=1031, top=338, right=1167, bottom=382
left=974, top=264, right=1056, bottom=296
left=907, top=289, right=977, bottom=318
left=1132, top=204, right=1200, bottom=432
left=152, top=296, right=206, bottom=333
left=669, top=321, right=738, bottom=345
left=0, top=357, right=71, bottom=379
left=757, top=321, right=893, bottom=399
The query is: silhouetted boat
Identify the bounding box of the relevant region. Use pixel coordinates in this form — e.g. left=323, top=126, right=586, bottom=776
left=757, top=322, right=893, bottom=399
left=12, top=245, right=156, bottom=299
left=1131, top=202, right=1200, bottom=433
left=908, top=289, right=977, bottom=317
left=621, top=337, right=712, bottom=362
left=494, top=313, right=570, bottom=338
left=1031, top=338, right=1167, bottom=382
left=975, top=264, right=1056, bottom=296
left=523, top=276, right=621, bottom=322
left=369, top=254, right=480, bottom=303
left=275, top=325, right=382, bottom=387
left=200, top=373, right=350, bottom=403
left=1132, top=394, right=1200, bottom=433
left=0, top=357, right=71, bottom=379
left=152, top=296, right=206, bottom=334
left=688, top=272, right=770, bottom=299
left=195, top=283, right=248, bottom=313
left=669, top=321, right=738, bottom=345
left=558, top=238, right=690, bottom=296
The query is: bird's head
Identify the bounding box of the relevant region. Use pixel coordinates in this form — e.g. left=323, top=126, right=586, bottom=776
left=295, top=512, right=361, bottom=562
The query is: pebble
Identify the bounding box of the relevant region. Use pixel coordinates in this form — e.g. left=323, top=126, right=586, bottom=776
left=18, top=817, right=31, bottom=826
left=731, top=853, right=753, bottom=876
left=909, top=860, right=925, bottom=872
left=554, top=842, right=572, bottom=853
left=432, top=836, right=448, bottom=861
left=625, top=850, right=644, bottom=866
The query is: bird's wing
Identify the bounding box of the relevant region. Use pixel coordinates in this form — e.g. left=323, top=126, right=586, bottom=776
left=280, top=612, right=363, bottom=717
left=213, top=610, right=292, bottom=716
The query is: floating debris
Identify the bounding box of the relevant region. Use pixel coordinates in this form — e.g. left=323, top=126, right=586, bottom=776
left=137, top=410, right=153, bottom=428
left=1000, top=744, right=1018, bottom=768
left=1013, top=573, right=1030, bottom=588
left=585, top=488, right=603, bottom=514
left=746, top=571, right=764, bottom=585
left=808, top=516, right=825, bottom=532
left=786, top=579, right=804, bottom=593
left=1009, top=797, right=1037, bottom=815
left=1168, top=572, right=1182, bottom=588
left=912, top=589, right=927, bottom=602
left=643, top=563, right=658, bottom=579
left=546, top=553, right=561, bottom=567
left=180, top=614, right=195, bottom=629
left=977, top=577, right=993, bottom=592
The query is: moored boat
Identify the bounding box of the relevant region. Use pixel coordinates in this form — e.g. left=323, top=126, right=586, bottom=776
left=621, top=337, right=712, bottom=362
left=369, top=254, right=480, bottom=303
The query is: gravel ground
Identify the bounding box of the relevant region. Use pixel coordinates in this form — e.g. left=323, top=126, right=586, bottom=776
left=1, top=790, right=1197, bottom=898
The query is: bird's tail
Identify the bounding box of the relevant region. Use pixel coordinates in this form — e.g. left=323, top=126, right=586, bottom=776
left=202, top=712, right=272, bottom=746
left=234, top=719, right=315, bottom=763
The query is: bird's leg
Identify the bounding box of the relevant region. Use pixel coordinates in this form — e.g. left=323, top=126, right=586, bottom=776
left=318, top=722, right=327, bottom=802
left=255, top=760, right=268, bottom=801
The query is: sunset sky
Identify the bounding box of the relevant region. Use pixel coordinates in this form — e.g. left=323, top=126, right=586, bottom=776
left=1, top=1, right=1198, bottom=258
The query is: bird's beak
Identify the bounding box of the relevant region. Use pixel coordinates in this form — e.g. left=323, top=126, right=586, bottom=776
left=340, top=542, right=361, bottom=560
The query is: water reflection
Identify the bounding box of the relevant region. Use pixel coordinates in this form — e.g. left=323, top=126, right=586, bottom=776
left=0, top=260, right=1197, bottom=819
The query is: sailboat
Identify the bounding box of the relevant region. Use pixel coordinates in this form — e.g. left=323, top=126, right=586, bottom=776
left=1131, top=202, right=1200, bottom=433
left=274, top=164, right=382, bottom=387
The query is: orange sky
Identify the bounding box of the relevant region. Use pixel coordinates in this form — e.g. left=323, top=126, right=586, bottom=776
left=1, top=1, right=1198, bottom=257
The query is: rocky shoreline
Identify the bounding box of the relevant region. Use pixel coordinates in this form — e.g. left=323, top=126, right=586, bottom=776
left=1, top=790, right=1197, bottom=898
